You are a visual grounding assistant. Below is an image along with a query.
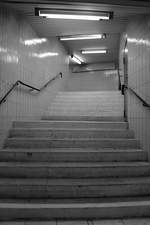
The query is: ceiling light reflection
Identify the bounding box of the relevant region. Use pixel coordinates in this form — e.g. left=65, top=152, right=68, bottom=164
left=20, top=38, right=47, bottom=46
left=128, top=38, right=150, bottom=46
left=124, top=48, right=128, bottom=53
left=32, top=52, right=59, bottom=58
left=0, top=46, right=19, bottom=64
left=104, top=70, right=117, bottom=77
left=0, top=47, right=8, bottom=53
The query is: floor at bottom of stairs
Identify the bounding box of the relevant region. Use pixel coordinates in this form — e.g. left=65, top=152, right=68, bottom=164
left=0, top=219, right=150, bottom=225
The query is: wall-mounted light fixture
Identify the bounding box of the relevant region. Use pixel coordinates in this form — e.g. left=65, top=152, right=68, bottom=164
left=60, top=34, right=106, bottom=41
left=70, top=55, right=83, bottom=64
left=35, top=8, right=113, bottom=21
left=81, top=49, right=107, bottom=54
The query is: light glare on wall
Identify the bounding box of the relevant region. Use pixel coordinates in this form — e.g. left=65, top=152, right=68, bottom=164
left=32, top=52, right=59, bottom=58
left=124, top=48, right=128, bottom=53
left=20, top=38, right=47, bottom=46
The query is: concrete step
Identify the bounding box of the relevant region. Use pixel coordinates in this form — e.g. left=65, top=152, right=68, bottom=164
left=54, top=97, right=123, bottom=99
left=43, top=115, right=124, bottom=119
left=12, top=120, right=127, bottom=129
left=49, top=101, right=123, bottom=104
left=52, top=99, right=123, bottom=102
left=46, top=110, right=123, bottom=115
left=0, top=177, right=150, bottom=199
left=41, top=116, right=125, bottom=122
left=0, top=162, right=149, bottom=178
left=1, top=195, right=150, bottom=203
left=46, top=91, right=123, bottom=118
left=56, top=91, right=122, bottom=96
left=43, top=112, right=124, bottom=117
left=0, top=200, right=150, bottom=220
left=50, top=101, right=123, bottom=107
left=0, top=149, right=146, bottom=162
left=51, top=101, right=123, bottom=105
left=47, top=108, right=123, bottom=112
left=2, top=195, right=150, bottom=203
left=45, top=109, right=123, bottom=113
left=4, top=138, right=140, bottom=149
left=8, top=128, right=134, bottom=139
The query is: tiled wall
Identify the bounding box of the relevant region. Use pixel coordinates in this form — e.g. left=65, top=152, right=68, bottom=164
left=119, top=15, right=150, bottom=159
left=64, top=70, right=119, bottom=91
left=0, top=6, right=69, bottom=147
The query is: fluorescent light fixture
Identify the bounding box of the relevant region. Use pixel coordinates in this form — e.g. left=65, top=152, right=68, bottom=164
left=81, top=49, right=107, bottom=54
left=40, top=14, right=103, bottom=20
left=35, top=8, right=113, bottom=21
left=60, top=34, right=106, bottom=41
left=74, top=54, right=84, bottom=63
left=70, top=55, right=82, bottom=64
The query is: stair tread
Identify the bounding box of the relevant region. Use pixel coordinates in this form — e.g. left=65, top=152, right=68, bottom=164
left=13, top=120, right=127, bottom=124
left=0, top=89, right=148, bottom=220
left=7, top=138, right=137, bottom=140
left=10, top=128, right=129, bottom=131
left=0, top=162, right=149, bottom=167
left=0, top=148, right=144, bottom=152
left=1, top=196, right=150, bottom=204
left=1, top=200, right=150, bottom=208
left=1, top=177, right=150, bottom=185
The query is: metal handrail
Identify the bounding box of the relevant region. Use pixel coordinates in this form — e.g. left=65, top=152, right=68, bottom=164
left=125, top=85, right=150, bottom=108
left=0, top=72, right=62, bottom=105
left=117, top=70, right=122, bottom=91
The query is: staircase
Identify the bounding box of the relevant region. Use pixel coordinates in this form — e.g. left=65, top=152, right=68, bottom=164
left=0, top=91, right=150, bottom=220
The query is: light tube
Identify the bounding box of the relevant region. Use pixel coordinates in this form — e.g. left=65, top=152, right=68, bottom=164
left=81, top=49, right=107, bottom=54
left=60, top=34, right=105, bottom=41
left=36, top=9, right=112, bottom=21
left=39, top=13, right=108, bottom=21
left=74, top=54, right=84, bottom=63
left=71, top=55, right=82, bottom=64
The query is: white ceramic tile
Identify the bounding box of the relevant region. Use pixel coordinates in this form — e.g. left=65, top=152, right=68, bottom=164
left=0, top=223, right=24, bottom=225
left=57, top=220, right=88, bottom=225
left=93, top=220, right=124, bottom=225
left=119, top=15, right=150, bottom=158
left=123, top=218, right=150, bottom=225
left=24, top=222, right=56, bottom=225
left=0, top=6, right=69, bottom=147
